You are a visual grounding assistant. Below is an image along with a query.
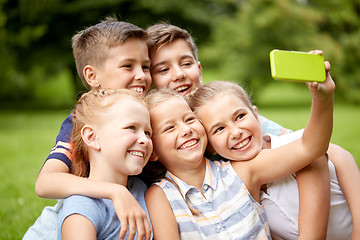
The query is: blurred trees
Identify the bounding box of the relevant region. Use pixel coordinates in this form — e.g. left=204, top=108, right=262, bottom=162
left=200, top=0, right=360, bottom=103
left=1, top=0, right=360, bottom=104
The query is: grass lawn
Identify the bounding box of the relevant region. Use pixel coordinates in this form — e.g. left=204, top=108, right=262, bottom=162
left=0, top=109, right=69, bottom=239
left=1, top=82, right=359, bottom=239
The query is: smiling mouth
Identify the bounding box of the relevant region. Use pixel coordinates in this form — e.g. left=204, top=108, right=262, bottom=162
left=174, top=85, right=190, bottom=94
left=128, top=150, right=144, bottom=158
left=178, top=139, right=198, bottom=150
left=129, top=86, right=145, bottom=95
left=232, top=137, right=251, bottom=150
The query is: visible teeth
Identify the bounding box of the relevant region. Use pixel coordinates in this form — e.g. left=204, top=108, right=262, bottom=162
left=175, top=85, right=189, bottom=92
left=130, top=87, right=144, bottom=94
left=233, top=138, right=250, bottom=150
left=179, top=139, right=197, bottom=150
left=129, top=151, right=144, bottom=158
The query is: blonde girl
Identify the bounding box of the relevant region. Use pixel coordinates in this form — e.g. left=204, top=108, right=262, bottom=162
left=144, top=66, right=334, bottom=239
left=58, top=89, right=153, bottom=240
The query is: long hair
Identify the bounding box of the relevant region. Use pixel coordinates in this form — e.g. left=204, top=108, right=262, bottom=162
left=142, top=88, right=200, bottom=215
left=189, top=80, right=256, bottom=116
left=71, top=88, right=146, bottom=177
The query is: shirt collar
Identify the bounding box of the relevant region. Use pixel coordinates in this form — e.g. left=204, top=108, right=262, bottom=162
left=165, top=159, right=219, bottom=197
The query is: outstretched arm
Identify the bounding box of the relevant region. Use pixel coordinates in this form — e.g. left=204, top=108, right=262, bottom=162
left=251, top=54, right=335, bottom=186
left=145, top=185, right=180, bottom=240
left=296, top=155, right=330, bottom=240
left=327, top=144, right=360, bottom=240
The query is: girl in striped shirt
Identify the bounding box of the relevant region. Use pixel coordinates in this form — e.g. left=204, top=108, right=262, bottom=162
left=144, top=64, right=334, bottom=239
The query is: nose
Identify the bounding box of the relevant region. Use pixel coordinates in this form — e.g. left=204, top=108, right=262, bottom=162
left=180, top=123, right=192, bottom=137
left=172, top=65, right=186, bottom=82
left=229, top=123, right=242, bottom=139
left=137, top=131, right=151, bottom=145
left=134, top=66, right=146, bottom=81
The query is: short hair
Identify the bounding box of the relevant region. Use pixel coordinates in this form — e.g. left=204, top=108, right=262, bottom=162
left=146, top=23, right=198, bottom=61
left=71, top=88, right=146, bottom=177
left=72, top=16, right=148, bottom=90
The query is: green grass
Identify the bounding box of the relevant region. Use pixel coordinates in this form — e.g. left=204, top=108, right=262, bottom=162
left=1, top=82, right=359, bottom=239
left=256, top=81, right=360, bottom=164
left=0, top=110, right=69, bottom=239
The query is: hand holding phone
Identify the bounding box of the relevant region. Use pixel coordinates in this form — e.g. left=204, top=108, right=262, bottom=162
left=270, top=49, right=326, bottom=82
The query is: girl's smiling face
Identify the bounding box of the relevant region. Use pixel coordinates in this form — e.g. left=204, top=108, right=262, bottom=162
left=195, top=92, right=263, bottom=161
left=94, top=98, right=153, bottom=178
left=150, top=96, right=207, bottom=172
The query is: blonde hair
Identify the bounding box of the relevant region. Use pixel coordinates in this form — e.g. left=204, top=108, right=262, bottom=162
left=72, top=16, right=147, bottom=90
left=145, top=87, right=187, bottom=110
left=141, top=88, right=184, bottom=185
left=71, top=88, right=146, bottom=177
left=142, top=88, right=200, bottom=215
left=146, top=23, right=198, bottom=61
left=189, top=81, right=256, bottom=116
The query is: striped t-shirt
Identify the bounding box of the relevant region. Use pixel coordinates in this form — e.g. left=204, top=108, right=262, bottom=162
left=155, top=159, right=271, bottom=240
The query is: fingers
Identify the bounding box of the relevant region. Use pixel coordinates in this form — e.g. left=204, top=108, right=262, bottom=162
left=308, top=49, right=323, bottom=55
left=118, top=209, right=150, bottom=240
left=143, top=218, right=152, bottom=240
left=127, top=215, right=136, bottom=240
left=324, top=61, right=331, bottom=72
left=118, top=217, right=128, bottom=240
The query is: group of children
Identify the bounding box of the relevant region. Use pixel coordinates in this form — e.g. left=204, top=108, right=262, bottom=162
left=22, top=16, right=359, bottom=240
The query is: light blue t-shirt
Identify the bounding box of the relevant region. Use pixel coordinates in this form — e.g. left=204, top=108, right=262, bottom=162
left=57, top=177, right=151, bottom=240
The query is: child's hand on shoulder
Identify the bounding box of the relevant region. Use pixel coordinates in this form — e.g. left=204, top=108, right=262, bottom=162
left=306, top=50, right=335, bottom=101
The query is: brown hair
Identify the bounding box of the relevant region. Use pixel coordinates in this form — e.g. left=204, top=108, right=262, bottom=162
left=146, top=23, right=198, bottom=61
left=189, top=81, right=256, bottom=116
left=71, top=88, right=146, bottom=177
left=72, top=16, right=148, bottom=90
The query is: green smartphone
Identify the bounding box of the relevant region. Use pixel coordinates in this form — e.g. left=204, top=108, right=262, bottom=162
left=270, top=49, right=326, bottom=82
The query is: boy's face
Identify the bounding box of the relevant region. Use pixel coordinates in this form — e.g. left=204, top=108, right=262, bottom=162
left=150, top=96, right=207, bottom=173
left=150, top=39, right=202, bottom=96
left=195, top=93, right=262, bottom=161
left=93, top=38, right=151, bottom=95
left=94, top=98, right=153, bottom=178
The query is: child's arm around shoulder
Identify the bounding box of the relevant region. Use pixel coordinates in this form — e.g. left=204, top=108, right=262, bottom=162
left=35, top=116, right=151, bottom=240
left=145, top=184, right=180, bottom=240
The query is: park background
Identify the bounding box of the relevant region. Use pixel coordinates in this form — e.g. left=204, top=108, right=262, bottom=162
left=0, top=0, right=359, bottom=239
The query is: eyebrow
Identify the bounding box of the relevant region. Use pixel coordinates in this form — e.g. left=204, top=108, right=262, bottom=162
left=208, top=108, right=245, bottom=133
left=120, top=58, right=151, bottom=64
left=151, top=54, right=195, bottom=69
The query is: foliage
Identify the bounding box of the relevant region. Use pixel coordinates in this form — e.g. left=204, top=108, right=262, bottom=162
left=1, top=0, right=214, bottom=102
left=200, top=0, right=360, bottom=103
left=1, top=0, right=360, bottom=103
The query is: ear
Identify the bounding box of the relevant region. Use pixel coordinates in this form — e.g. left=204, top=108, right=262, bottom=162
left=81, top=125, right=100, bottom=151
left=252, top=105, right=259, bottom=120
left=83, top=65, right=100, bottom=88
left=197, top=61, right=203, bottom=85
left=149, top=151, right=158, bottom=162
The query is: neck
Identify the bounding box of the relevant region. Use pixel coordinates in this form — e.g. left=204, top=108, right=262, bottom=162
left=88, top=155, right=128, bottom=187
left=167, top=158, right=207, bottom=191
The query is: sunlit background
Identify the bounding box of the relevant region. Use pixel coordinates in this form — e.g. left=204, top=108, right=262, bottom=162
left=1, top=0, right=359, bottom=239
